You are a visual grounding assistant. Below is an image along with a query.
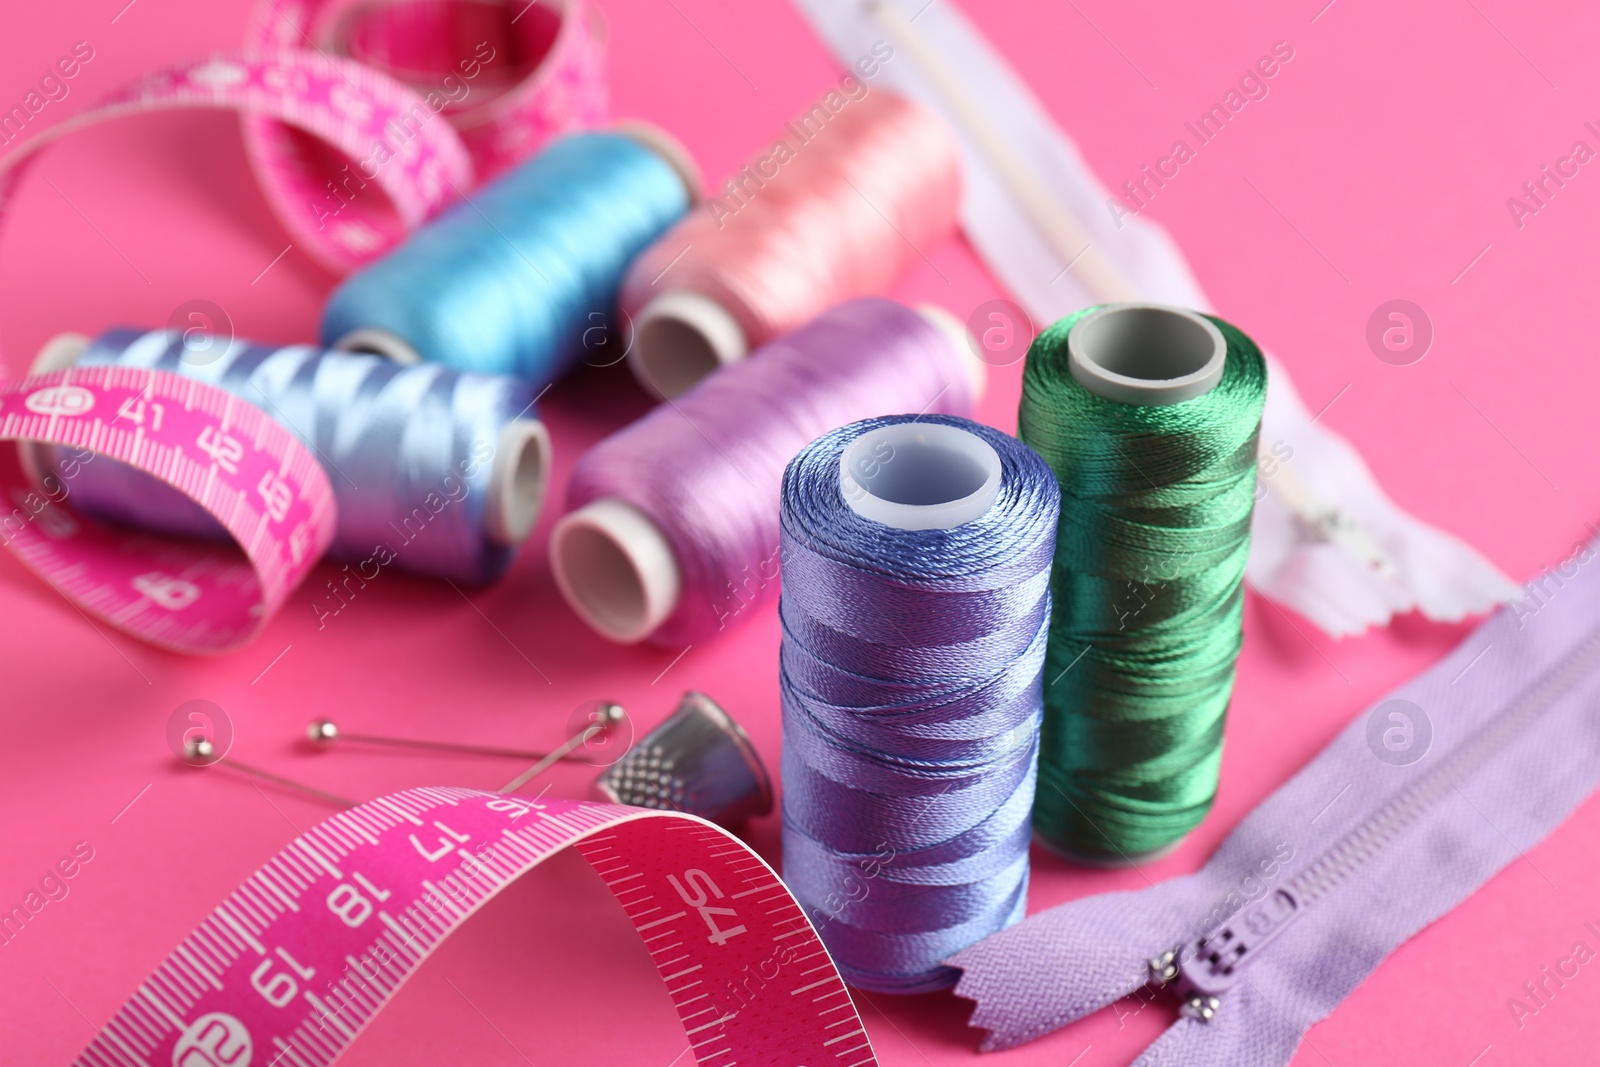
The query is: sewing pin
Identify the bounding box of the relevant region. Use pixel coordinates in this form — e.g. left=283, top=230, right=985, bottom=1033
left=182, top=737, right=356, bottom=808
left=305, top=719, right=592, bottom=763
left=500, top=701, right=628, bottom=794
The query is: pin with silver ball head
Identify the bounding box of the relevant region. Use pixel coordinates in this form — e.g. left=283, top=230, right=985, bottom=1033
left=181, top=736, right=357, bottom=808
left=304, top=717, right=611, bottom=765
left=500, top=701, right=628, bottom=794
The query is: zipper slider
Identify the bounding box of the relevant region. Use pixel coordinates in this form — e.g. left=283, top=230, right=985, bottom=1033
left=1171, top=886, right=1303, bottom=1021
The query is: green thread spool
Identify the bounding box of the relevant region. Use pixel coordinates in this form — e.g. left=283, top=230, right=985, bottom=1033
left=1019, top=303, right=1266, bottom=864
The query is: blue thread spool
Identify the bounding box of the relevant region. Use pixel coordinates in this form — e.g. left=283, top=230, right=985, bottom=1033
left=321, top=125, right=700, bottom=382
left=778, top=414, right=1059, bottom=993
left=31, top=328, right=548, bottom=584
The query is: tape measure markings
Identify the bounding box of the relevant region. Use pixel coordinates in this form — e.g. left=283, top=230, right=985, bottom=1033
left=0, top=366, right=335, bottom=653
left=75, top=788, right=877, bottom=1066
left=0, top=52, right=471, bottom=279
left=245, top=0, right=607, bottom=186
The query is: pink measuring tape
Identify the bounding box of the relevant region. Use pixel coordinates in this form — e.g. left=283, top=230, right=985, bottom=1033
left=244, top=0, right=607, bottom=185
left=0, top=51, right=472, bottom=277
left=0, top=366, right=335, bottom=654
left=0, top=2, right=603, bottom=276
left=73, top=788, right=879, bottom=1066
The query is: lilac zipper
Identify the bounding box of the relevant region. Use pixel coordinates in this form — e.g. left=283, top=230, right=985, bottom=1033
left=1154, top=616, right=1600, bottom=1022
left=946, top=540, right=1600, bottom=1063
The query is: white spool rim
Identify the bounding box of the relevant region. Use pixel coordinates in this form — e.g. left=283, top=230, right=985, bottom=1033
left=627, top=291, right=748, bottom=399
left=914, top=303, right=987, bottom=403
left=484, top=419, right=551, bottom=546
left=840, top=421, right=1001, bottom=531
left=20, top=333, right=93, bottom=489
left=551, top=498, right=682, bottom=643
left=331, top=327, right=424, bottom=365
left=1066, top=303, right=1225, bottom=406
left=33, top=332, right=91, bottom=374
left=611, top=120, right=704, bottom=202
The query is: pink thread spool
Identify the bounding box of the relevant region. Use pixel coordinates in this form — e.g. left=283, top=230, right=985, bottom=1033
left=619, top=88, right=962, bottom=398
left=551, top=298, right=983, bottom=645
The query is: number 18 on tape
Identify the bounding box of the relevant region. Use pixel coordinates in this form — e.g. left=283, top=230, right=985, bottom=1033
left=76, top=789, right=879, bottom=1066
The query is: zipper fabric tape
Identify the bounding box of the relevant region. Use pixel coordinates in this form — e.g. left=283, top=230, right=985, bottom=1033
left=0, top=366, right=335, bottom=654
left=945, top=537, right=1600, bottom=1063
left=73, top=789, right=878, bottom=1066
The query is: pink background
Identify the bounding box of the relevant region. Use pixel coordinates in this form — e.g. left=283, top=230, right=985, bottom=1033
left=1, top=0, right=1597, bottom=1063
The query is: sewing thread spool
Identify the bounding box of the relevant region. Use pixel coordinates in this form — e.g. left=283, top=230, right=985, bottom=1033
left=551, top=298, right=983, bottom=645
left=322, top=125, right=699, bottom=381
left=34, top=328, right=547, bottom=584
left=620, top=87, right=961, bottom=398
left=778, top=414, right=1059, bottom=993
left=1020, top=303, right=1266, bottom=864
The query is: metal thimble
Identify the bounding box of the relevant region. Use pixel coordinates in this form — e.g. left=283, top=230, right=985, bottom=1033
left=594, top=691, right=773, bottom=827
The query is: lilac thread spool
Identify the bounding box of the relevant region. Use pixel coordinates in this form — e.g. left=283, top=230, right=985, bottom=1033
left=550, top=298, right=984, bottom=645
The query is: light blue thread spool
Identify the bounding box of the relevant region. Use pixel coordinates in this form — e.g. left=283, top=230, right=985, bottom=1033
left=321, top=125, right=700, bottom=383
left=31, top=328, right=548, bottom=585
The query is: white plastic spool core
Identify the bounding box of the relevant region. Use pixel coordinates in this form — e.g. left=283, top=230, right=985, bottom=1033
left=331, top=327, right=423, bottom=365
left=1067, top=303, right=1225, bottom=406
left=484, top=419, right=552, bottom=546
left=628, top=291, right=748, bottom=399
left=33, top=333, right=91, bottom=374
left=20, top=334, right=94, bottom=489
left=551, top=498, right=682, bottom=644
left=840, top=421, right=1001, bottom=531
left=630, top=300, right=988, bottom=403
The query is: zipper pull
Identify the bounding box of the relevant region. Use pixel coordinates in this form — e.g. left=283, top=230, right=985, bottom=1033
left=1171, top=886, right=1303, bottom=1022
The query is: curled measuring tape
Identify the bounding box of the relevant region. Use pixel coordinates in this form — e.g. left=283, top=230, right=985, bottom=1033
left=0, top=366, right=334, bottom=654
left=0, top=4, right=603, bottom=276
left=0, top=51, right=472, bottom=275
left=244, top=0, right=607, bottom=194
left=74, top=788, right=879, bottom=1066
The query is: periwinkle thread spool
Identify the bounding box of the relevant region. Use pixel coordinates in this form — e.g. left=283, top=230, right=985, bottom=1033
left=778, top=414, right=1060, bottom=993
left=34, top=328, right=547, bottom=585
left=620, top=87, right=962, bottom=398
left=551, top=297, right=984, bottom=646
left=1020, top=303, right=1267, bottom=864
left=322, top=126, right=698, bottom=382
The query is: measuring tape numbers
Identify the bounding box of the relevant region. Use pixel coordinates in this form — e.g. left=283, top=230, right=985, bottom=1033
left=244, top=0, right=607, bottom=199
left=0, top=50, right=473, bottom=276
left=73, top=788, right=879, bottom=1066
left=0, top=365, right=335, bottom=653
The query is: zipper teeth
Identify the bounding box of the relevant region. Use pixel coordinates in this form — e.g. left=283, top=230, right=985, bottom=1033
left=1288, top=624, right=1600, bottom=906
